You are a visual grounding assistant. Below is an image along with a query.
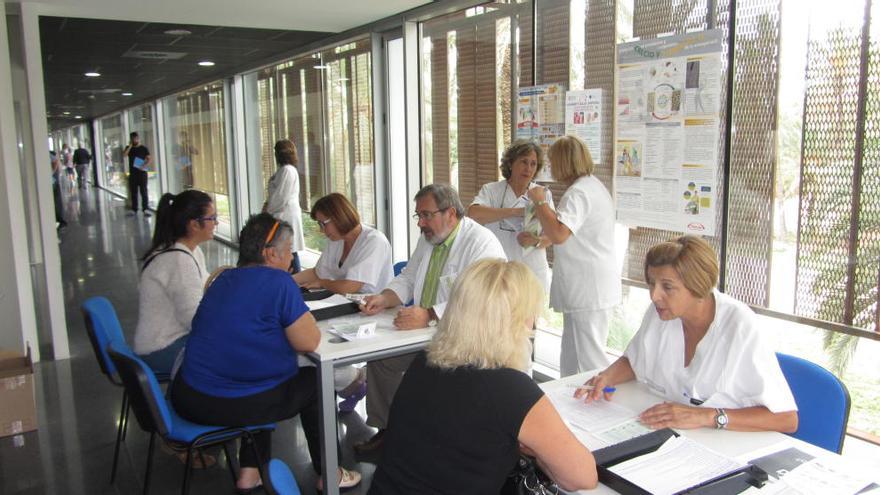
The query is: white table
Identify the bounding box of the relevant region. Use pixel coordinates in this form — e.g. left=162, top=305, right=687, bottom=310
left=305, top=310, right=434, bottom=495
left=541, top=373, right=877, bottom=494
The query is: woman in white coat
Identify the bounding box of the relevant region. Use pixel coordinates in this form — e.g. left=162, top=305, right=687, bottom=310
left=468, top=140, right=553, bottom=292
left=264, top=139, right=306, bottom=273
left=528, top=135, right=620, bottom=376
left=577, top=236, right=798, bottom=434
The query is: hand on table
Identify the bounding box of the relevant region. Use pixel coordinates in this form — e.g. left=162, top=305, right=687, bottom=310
left=393, top=306, right=430, bottom=330
left=639, top=402, right=713, bottom=430
left=574, top=373, right=616, bottom=403
left=302, top=278, right=324, bottom=290
left=360, top=294, right=387, bottom=316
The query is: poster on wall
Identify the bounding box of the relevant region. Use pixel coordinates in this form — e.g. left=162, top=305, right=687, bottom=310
left=516, top=83, right=566, bottom=182
left=564, top=89, right=602, bottom=164
left=615, top=30, right=723, bottom=235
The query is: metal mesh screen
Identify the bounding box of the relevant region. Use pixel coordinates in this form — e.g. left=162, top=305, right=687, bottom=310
left=723, top=0, right=780, bottom=307
left=584, top=0, right=616, bottom=188
left=795, top=18, right=863, bottom=324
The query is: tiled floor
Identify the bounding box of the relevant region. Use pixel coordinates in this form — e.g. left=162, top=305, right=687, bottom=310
left=0, top=185, right=376, bottom=494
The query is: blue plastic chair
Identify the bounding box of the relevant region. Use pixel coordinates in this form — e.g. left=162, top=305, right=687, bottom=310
left=107, top=344, right=275, bottom=495
left=393, top=260, right=407, bottom=277
left=267, top=458, right=302, bottom=495
left=82, top=296, right=172, bottom=483
left=776, top=352, right=851, bottom=453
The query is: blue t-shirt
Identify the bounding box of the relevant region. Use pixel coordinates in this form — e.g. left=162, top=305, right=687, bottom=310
left=181, top=266, right=309, bottom=398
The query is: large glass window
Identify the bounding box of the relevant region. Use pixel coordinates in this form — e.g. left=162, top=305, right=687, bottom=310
left=161, top=81, right=233, bottom=238
left=128, top=104, right=160, bottom=208
left=99, top=114, right=126, bottom=197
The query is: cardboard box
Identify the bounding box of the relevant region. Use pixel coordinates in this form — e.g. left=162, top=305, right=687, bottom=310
left=0, top=347, right=37, bottom=438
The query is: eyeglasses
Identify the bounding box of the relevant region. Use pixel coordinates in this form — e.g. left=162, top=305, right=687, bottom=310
left=199, top=215, right=218, bottom=223
left=317, top=218, right=332, bottom=230
left=264, top=220, right=280, bottom=248
left=412, top=208, right=448, bottom=221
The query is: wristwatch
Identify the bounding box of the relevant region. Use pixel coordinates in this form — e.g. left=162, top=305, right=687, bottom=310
left=714, top=408, right=729, bottom=429
left=533, top=200, right=547, bottom=207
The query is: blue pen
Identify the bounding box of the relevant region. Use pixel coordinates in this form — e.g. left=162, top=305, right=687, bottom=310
left=569, top=384, right=617, bottom=394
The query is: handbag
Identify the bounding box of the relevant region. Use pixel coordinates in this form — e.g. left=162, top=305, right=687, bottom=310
left=500, top=455, right=559, bottom=495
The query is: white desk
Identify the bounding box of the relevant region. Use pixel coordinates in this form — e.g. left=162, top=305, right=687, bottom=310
left=305, top=310, right=434, bottom=495
left=541, top=373, right=878, bottom=494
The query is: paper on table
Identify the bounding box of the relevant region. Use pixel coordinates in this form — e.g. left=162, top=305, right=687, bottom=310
left=545, top=387, right=650, bottom=448
left=780, top=457, right=874, bottom=495
left=329, top=321, right=377, bottom=340
left=306, top=294, right=354, bottom=311
left=608, top=435, right=746, bottom=495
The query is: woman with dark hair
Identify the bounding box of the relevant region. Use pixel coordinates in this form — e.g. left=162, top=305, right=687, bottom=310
left=264, top=139, right=305, bottom=273
left=468, top=140, right=553, bottom=291
left=133, top=190, right=216, bottom=375
left=172, top=213, right=361, bottom=493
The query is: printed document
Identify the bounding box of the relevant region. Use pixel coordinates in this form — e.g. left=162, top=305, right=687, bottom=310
left=546, top=387, right=650, bottom=449
left=608, top=435, right=746, bottom=495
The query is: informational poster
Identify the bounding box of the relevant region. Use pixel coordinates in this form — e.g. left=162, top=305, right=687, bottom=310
left=516, top=83, right=566, bottom=182
left=564, top=89, right=602, bottom=164
left=615, top=30, right=723, bottom=235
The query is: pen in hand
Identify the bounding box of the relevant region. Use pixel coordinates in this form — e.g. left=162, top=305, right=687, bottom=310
left=568, top=384, right=617, bottom=394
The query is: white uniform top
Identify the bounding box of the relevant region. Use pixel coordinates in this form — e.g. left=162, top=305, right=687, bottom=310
left=551, top=174, right=620, bottom=312
left=624, top=290, right=798, bottom=413
left=265, top=164, right=306, bottom=252
left=134, top=242, right=207, bottom=355
left=314, top=224, right=393, bottom=294
left=471, top=180, right=553, bottom=292
left=386, top=216, right=506, bottom=318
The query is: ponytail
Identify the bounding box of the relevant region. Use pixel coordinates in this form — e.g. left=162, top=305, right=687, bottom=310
left=142, top=190, right=213, bottom=260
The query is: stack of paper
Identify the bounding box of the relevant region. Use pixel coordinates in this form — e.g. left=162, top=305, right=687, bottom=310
left=546, top=387, right=650, bottom=449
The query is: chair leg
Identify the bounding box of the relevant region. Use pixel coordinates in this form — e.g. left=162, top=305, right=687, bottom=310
left=143, top=433, right=156, bottom=495
left=222, top=441, right=238, bottom=486
left=246, top=432, right=269, bottom=493
left=122, top=399, right=131, bottom=441
left=111, top=390, right=128, bottom=483
left=180, top=448, right=194, bottom=495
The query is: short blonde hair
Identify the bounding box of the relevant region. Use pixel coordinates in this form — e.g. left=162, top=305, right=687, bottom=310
left=427, top=259, right=544, bottom=372
left=549, top=135, right=594, bottom=183
left=644, top=235, right=718, bottom=298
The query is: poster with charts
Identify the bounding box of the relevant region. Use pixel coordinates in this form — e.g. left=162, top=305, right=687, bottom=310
left=615, top=30, right=723, bottom=235
left=516, top=83, right=566, bottom=182
left=564, top=89, right=602, bottom=165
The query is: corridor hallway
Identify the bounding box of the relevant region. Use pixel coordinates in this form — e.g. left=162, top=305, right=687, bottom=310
left=0, top=185, right=375, bottom=494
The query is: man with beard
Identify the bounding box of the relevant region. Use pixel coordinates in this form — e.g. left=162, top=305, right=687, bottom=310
left=356, top=183, right=506, bottom=453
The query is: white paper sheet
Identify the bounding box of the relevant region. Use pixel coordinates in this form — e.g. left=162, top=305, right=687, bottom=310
left=545, top=387, right=650, bottom=448
left=306, top=294, right=355, bottom=311
left=608, top=435, right=746, bottom=495
left=780, top=457, right=873, bottom=495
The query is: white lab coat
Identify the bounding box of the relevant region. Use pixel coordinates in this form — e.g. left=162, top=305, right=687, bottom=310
left=314, top=225, right=393, bottom=294
left=471, top=180, right=553, bottom=292
left=386, top=216, right=506, bottom=318
left=624, top=290, right=798, bottom=413
left=551, top=174, right=620, bottom=311
left=265, top=164, right=305, bottom=252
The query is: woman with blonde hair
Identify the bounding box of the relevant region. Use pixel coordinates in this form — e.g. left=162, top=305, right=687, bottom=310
left=527, top=135, right=619, bottom=375
left=369, top=259, right=597, bottom=494
left=577, top=235, right=798, bottom=433
left=264, top=139, right=306, bottom=272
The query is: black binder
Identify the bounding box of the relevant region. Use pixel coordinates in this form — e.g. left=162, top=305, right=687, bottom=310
left=593, top=428, right=768, bottom=495
left=301, top=288, right=334, bottom=301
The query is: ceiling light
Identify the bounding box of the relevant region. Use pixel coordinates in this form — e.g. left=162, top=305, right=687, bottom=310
left=122, top=92, right=133, bottom=96
left=84, top=72, right=101, bottom=77
left=164, top=29, right=192, bottom=36
left=314, top=64, right=328, bottom=70
left=74, top=116, right=82, bottom=119
left=198, top=61, right=215, bottom=67
left=63, top=111, right=71, bottom=115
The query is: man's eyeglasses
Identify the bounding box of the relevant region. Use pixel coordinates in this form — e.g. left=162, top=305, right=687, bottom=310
left=317, top=218, right=333, bottom=230
left=412, top=208, right=448, bottom=221
left=199, top=215, right=218, bottom=223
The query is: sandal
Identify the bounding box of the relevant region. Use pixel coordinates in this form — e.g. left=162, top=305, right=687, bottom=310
left=160, top=441, right=217, bottom=469
left=316, top=467, right=362, bottom=491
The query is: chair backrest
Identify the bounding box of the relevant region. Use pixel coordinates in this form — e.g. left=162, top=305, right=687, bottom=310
left=393, top=261, right=407, bottom=277
left=776, top=352, right=851, bottom=453
left=107, top=344, right=174, bottom=437
left=82, top=296, right=130, bottom=379
left=267, top=459, right=301, bottom=495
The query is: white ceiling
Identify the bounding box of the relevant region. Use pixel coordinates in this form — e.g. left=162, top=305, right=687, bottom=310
left=7, top=0, right=432, bottom=32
